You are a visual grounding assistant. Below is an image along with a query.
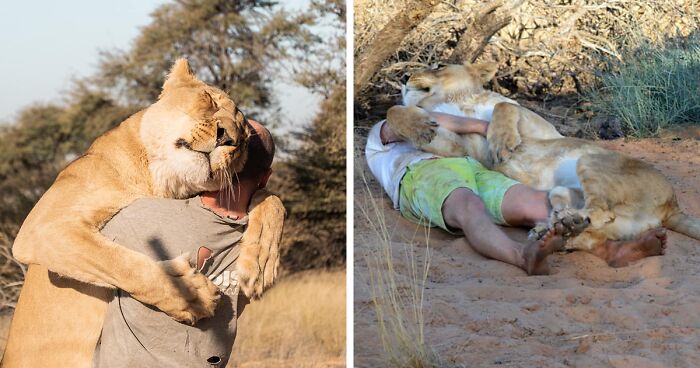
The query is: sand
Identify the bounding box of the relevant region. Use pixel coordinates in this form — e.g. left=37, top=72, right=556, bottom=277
left=354, top=136, right=700, bottom=367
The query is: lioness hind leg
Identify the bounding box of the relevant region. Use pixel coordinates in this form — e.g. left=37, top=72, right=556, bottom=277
left=3, top=265, right=111, bottom=368
left=529, top=207, right=591, bottom=241
left=529, top=187, right=586, bottom=241
left=548, top=186, right=584, bottom=211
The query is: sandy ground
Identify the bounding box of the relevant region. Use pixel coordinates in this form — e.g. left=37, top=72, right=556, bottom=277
left=354, top=136, right=700, bottom=367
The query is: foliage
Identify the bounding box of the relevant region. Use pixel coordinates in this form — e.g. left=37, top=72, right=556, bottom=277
left=97, top=0, right=317, bottom=120
left=289, top=0, right=346, bottom=98
left=273, top=85, right=346, bottom=272
left=587, top=35, right=700, bottom=137
left=267, top=0, right=347, bottom=272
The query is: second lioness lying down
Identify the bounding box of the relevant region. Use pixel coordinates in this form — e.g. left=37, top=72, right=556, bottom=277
left=387, top=61, right=700, bottom=254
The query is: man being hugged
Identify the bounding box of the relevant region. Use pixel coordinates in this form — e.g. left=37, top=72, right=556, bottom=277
left=93, top=120, right=276, bottom=367
left=366, top=111, right=667, bottom=274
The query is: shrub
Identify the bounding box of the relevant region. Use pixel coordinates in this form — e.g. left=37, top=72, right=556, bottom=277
left=587, top=36, right=700, bottom=137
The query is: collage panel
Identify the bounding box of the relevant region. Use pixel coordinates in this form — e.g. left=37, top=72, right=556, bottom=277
left=0, top=1, right=345, bottom=367
left=4, top=0, right=700, bottom=366
left=354, top=0, right=700, bottom=367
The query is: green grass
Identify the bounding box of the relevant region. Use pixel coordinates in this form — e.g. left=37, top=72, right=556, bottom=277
left=587, top=36, right=700, bottom=137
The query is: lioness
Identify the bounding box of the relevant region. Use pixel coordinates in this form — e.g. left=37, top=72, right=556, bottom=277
left=3, top=59, right=284, bottom=367
left=387, top=61, right=700, bottom=254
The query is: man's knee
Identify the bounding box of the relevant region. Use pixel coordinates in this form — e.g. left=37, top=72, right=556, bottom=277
left=502, top=184, right=549, bottom=225
left=443, top=188, right=486, bottom=226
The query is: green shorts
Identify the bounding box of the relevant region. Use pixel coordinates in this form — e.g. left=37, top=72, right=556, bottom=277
left=399, top=157, right=520, bottom=234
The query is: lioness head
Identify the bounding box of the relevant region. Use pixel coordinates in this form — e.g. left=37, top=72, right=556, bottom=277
left=402, top=62, right=498, bottom=109
left=140, top=59, right=251, bottom=198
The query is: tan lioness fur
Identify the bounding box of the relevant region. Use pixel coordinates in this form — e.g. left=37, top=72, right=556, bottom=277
left=388, top=61, right=700, bottom=253
left=2, top=59, right=285, bottom=367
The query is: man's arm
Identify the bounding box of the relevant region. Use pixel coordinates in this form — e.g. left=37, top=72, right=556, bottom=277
left=430, top=112, right=489, bottom=136
left=381, top=112, right=488, bottom=144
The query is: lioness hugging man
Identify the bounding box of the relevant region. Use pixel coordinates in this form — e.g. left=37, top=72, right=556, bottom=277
left=367, top=60, right=700, bottom=274
left=3, top=59, right=284, bottom=367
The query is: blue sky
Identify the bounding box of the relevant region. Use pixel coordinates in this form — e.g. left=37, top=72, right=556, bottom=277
left=0, top=0, right=321, bottom=128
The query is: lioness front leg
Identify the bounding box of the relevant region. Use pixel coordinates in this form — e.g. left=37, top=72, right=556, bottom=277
left=386, top=105, right=438, bottom=146
left=386, top=105, right=468, bottom=157
left=487, top=102, right=523, bottom=163
left=236, top=189, right=286, bottom=299
left=23, top=227, right=221, bottom=324
left=13, top=195, right=221, bottom=323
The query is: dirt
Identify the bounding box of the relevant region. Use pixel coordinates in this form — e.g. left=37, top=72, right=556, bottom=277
left=354, top=133, right=700, bottom=367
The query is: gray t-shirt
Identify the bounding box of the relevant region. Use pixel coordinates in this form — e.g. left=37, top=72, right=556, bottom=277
left=92, top=196, right=248, bottom=368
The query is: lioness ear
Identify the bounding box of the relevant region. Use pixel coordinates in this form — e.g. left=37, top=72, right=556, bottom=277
left=192, top=90, right=218, bottom=116
left=160, top=58, right=199, bottom=98
left=466, top=62, right=499, bottom=85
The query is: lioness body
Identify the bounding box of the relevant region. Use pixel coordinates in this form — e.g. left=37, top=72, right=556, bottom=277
left=3, top=60, right=285, bottom=367
left=390, top=62, right=700, bottom=252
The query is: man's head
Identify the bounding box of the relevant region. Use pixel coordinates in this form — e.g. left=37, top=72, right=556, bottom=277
left=238, top=119, right=275, bottom=189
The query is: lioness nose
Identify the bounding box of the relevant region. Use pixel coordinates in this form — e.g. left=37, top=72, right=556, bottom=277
left=216, top=128, right=235, bottom=147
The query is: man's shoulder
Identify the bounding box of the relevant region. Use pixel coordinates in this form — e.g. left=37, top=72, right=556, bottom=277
left=104, top=197, right=204, bottom=230
left=120, top=197, right=198, bottom=215
left=364, top=120, right=386, bottom=152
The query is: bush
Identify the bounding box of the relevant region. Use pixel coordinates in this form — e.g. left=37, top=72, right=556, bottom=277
left=587, top=36, right=700, bottom=137
left=272, top=86, right=346, bottom=273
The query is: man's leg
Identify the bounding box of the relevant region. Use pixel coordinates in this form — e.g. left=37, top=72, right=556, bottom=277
left=500, top=184, right=550, bottom=227
left=442, top=188, right=563, bottom=275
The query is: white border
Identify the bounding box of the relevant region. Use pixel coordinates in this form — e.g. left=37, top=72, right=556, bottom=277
left=345, top=0, right=354, bottom=365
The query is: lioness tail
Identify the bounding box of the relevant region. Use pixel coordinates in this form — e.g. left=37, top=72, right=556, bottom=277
left=665, top=212, right=700, bottom=240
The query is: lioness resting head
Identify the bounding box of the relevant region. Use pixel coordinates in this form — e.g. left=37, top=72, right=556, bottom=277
left=3, top=59, right=285, bottom=367
left=389, top=60, right=700, bottom=263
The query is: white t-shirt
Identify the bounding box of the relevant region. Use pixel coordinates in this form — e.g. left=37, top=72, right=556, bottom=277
left=365, top=121, right=434, bottom=208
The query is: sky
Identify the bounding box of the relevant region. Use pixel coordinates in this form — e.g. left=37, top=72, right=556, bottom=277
left=0, top=0, right=321, bottom=128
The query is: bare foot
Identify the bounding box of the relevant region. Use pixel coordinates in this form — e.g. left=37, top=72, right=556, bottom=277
left=607, top=228, right=667, bottom=268
left=523, top=228, right=566, bottom=275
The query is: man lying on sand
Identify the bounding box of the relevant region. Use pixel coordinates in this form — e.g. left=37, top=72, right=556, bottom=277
left=365, top=112, right=667, bottom=274
left=92, top=120, right=275, bottom=367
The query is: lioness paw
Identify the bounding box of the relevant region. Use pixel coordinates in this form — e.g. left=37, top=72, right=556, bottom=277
left=528, top=223, right=550, bottom=241
left=235, top=255, right=262, bottom=299
left=386, top=105, right=437, bottom=146
left=549, top=208, right=590, bottom=239
left=489, top=132, right=521, bottom=163
left=153, top=255, right=221, bottom=324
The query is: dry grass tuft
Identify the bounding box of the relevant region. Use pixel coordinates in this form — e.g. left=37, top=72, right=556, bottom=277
left=230, top=270, right=346, bottom=368
left=355, top=158, right=456, bottom=368
left=354, top=0, right=700, bottom=119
